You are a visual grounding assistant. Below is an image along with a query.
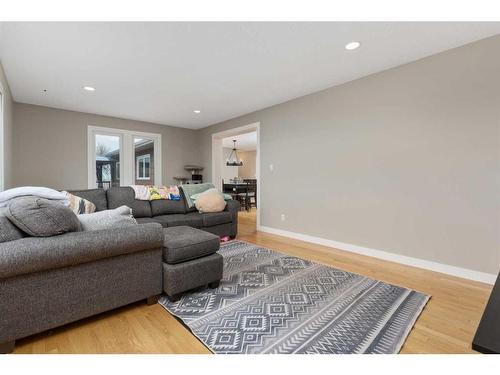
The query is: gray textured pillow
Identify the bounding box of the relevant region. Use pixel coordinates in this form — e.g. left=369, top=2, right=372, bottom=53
left=6, top=196, right=81, bottom=237
left=78, top=205, right=137, bottom=231
left=0, top=209, right=25, bottom=242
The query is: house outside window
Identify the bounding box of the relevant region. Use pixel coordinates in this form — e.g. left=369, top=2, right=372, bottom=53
left=136, top=154, right=151, bottom=180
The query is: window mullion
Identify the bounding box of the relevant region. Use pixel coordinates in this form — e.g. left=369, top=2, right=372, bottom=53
left=122, top=133, right=133, bottom=186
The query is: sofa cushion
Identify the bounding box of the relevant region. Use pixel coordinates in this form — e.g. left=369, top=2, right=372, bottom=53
left=136, top=217, right=159, bottom=225
left=0, top=213, right=25, bottom=243
left=201, top=211, right=232, bottom=227
left=78, top=206, right=137, bottom=231
left=67, top=189, right=107, bottom=211
left=150, top=199, right=186, bottom=216
left=154, top=212, right=203, bottom=228
left=106, top=187, right=152, bottom=218
left=162, top=226, right=220, bottom=264
left=5, top=197, right=81, bottom=237
left=0, top=223, right=163, bottom=279
left=169, top=188, right=196, bottom=213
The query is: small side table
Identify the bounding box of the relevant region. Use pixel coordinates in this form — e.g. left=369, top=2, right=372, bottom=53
left=472, top=272, right=500, bottom=353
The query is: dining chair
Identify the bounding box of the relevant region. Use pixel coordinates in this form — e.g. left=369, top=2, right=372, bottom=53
left=223, top=182, right=240, bottom=204
left=243, top=179, right=257, bottom=209
left=236, top=182, right=256, bottom=211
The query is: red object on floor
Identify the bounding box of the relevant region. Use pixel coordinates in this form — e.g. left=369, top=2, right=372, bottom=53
left=220, top=236, right=230, bottom=243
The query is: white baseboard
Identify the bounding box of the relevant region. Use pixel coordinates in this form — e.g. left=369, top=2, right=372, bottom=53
left=258, top=225, right=497, bottom=285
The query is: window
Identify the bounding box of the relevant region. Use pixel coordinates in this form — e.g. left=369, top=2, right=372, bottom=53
left=134, top=137, right=156, bottom=185
left=116, top=162, right=120, bottom=180
left=88, top=126, right=161, bottom=189
left=95, top=133, right=121, bottom=189
left=136, top=154, right=151, bottom=180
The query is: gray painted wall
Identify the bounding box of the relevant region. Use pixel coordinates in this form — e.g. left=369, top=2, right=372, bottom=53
left=12, top=103, right=200, bottom=190
left=198, top=35, right=500, bottom=275
left=0, top=61, right=14, bottom=189
left=238, top=150, right=257, bottom=179
left=221, top=149, right=257, bottom=181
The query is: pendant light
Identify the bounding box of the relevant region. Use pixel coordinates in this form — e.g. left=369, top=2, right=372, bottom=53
left=226, top=140, right=243, bottom=166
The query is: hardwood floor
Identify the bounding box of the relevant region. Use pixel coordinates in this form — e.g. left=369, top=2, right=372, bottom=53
left=14, top=209, right=492, bottom=354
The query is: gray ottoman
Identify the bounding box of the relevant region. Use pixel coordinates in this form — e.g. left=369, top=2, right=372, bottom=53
left=162, top=226, right=223, bottom=301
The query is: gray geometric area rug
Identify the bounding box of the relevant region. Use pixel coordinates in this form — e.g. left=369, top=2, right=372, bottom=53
left=159, top=241, right=430, bottom=354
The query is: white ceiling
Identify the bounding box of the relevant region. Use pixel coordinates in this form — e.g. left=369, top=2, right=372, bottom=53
left=1, top=22, right=499, bottom=129
left=222, top=132, right=257, bottom=151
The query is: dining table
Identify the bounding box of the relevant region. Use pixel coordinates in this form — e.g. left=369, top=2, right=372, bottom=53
left=223, top=182, right=250, bottom=193
left=223, top=182, right=255, bottom=211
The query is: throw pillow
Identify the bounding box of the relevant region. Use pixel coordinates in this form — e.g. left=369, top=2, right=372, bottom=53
left=194, top=188, right=227, bottom=213
left=191, top=191, right=233, bottom=202
left=0, top=208, right=25, bottom=243
left=0, top=186, right=70, bottom=207
left=78, top=205, right=137, bottom=231
left=6, top=196, right=81, bottom=237
left=149, top=186, right=182, bottom=201
left=62, top=191, right=97, bottom=214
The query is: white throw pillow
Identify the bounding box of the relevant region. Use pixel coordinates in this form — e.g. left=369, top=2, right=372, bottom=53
left=78, top=205, right=137, bottom=231
left=0, top=186, right=69, bottom=207
left=194, top=188, right=227, bottom=213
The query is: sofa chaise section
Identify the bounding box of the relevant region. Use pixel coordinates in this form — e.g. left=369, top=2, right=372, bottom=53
left=0, top=223, right=164, bottom=353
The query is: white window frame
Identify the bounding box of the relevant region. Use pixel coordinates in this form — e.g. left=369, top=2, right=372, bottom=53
left=136, top=153, right=151, bottom=180
left=87, top=126, right=161, bottom=188
left=116, top=161, right=120, bottom=180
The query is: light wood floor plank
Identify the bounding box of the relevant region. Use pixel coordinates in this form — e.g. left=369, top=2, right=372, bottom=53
left=14, top=209, right=491, bottom=354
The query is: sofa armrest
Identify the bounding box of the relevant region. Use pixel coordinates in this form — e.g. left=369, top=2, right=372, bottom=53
left=224, top=199, right=240, bottom=237
left=0, top=223, right=163, bottom=279
left=225, top=199, right=240, bottom=216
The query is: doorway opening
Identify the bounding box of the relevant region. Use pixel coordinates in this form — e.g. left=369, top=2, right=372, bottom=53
left=212, top=122, right=260, bottom=235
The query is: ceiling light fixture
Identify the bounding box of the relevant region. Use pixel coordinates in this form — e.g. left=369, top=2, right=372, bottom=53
left=193, top=110, right=201, bottom=114
left=226, top=140, right=243, bottom=167
left=345, top=41, right=361, bottom=51
left=83, top=86, right=96, bottom=91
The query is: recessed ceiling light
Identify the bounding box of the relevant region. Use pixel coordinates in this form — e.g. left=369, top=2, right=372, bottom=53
left=83, top=86, right=96, bottom=91
left=193, top=110, right=201, bottom=114
left=345, top=41, right=361, bottom=51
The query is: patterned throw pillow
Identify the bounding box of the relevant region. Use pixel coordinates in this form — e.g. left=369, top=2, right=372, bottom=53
left=62, top=191, right=96, bottom=215
left=130, top=185, right=181, bottom=201
left=149, top=186, right=181, bottom=201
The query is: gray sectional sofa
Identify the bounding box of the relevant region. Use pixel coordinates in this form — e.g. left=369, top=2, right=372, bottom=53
left=0, top=186, right=239, bottom=353
left=70, top=186, right=239, bottom=238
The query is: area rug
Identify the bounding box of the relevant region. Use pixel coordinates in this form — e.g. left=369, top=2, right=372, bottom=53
left=159, top=241, right=430, bottom=354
